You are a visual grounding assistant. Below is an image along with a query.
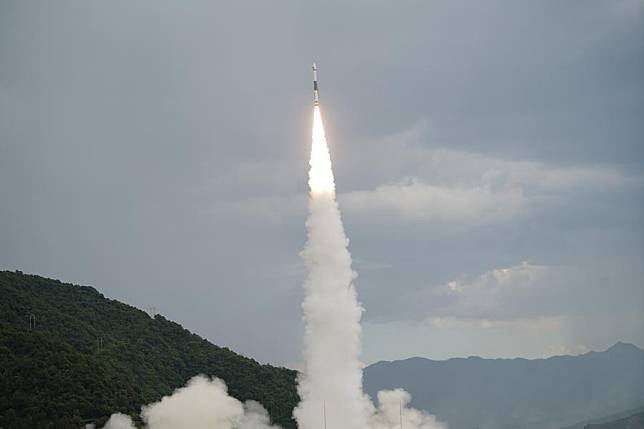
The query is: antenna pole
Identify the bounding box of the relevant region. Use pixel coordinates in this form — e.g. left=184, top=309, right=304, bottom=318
left=324, top=401, right=327, bottom=429
left=400, top=400, right=403, bottom=429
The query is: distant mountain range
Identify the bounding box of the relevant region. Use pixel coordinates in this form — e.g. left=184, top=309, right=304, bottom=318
left=364, top=342, right=644, bottom=429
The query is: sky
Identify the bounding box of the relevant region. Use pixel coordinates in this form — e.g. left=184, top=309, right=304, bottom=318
left=1, top=0, right=643, bottom=367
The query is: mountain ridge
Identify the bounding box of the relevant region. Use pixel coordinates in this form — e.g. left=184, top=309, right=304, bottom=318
left=364, top=336, right=644, bottom=429
left=369, top=341, right=644, bottom=367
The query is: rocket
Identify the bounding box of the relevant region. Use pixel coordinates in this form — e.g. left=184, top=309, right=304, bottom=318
left=312, top=62, right=320, bottom=106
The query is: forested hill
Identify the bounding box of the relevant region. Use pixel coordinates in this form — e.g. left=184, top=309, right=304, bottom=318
left=0, top=270, right=298, bottom=429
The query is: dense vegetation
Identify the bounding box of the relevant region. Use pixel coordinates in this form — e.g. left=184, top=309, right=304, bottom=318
left=0, top=270, right=299, bottom=428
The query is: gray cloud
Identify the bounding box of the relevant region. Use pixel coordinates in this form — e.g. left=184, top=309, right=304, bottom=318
left=1, top=0, right=642, bottom=365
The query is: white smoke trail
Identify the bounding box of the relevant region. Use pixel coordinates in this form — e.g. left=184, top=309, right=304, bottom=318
left=293, top=106, right=372, bottom=429
left=294, top=106, right=446, bottom=429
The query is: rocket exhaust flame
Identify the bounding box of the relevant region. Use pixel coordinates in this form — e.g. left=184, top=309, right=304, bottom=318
left=308, top=106, right=335, bottom=195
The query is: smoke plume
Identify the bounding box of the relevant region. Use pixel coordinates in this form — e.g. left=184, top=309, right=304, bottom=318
left=294, top=106, right=446, bottom=429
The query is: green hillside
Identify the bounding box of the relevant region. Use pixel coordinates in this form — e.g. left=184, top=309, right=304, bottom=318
left=0, top=270, right=299, bottom=428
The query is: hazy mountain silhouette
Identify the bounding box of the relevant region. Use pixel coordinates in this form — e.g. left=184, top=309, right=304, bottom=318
left=584, top=411, right=644, bottom=429
left=364, top=343, right=644, bottom=429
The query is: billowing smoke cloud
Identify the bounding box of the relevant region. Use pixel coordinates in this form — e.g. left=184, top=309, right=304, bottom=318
left=369, top=390, right=445, bottom=429
left=99, top=413, right=136, bottom=429
left=96, top=376, right=279, bottom=429
left=295, top=106, right=446, bottom=429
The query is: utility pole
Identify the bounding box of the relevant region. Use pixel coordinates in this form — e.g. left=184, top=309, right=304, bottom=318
left=323, top=401, right=327, bottom=429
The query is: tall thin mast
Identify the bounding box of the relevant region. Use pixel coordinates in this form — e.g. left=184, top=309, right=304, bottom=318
left=323, top=401, right=327, bottom=429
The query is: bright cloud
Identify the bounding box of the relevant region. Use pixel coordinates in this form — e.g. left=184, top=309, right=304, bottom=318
left=340, top=178, right=525, bottom=221
left=437, top=261, right=552, bottom=319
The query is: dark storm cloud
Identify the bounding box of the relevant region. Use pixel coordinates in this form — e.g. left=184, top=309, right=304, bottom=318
left=1, top=0, right=642, bottom=364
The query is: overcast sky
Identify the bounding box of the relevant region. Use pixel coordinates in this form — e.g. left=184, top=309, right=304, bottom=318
left=1, top=0, right=643, bottom=367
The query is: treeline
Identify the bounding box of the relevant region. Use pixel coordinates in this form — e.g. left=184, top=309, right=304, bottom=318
left=0, top=271, right=299, bottom=428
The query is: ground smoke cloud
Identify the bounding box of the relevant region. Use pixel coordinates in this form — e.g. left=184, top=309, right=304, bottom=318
left=97, top=376, right=279, bottom=429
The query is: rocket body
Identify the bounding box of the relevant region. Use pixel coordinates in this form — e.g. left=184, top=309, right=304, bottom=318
left=313, top=62, right=320, bottom=106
